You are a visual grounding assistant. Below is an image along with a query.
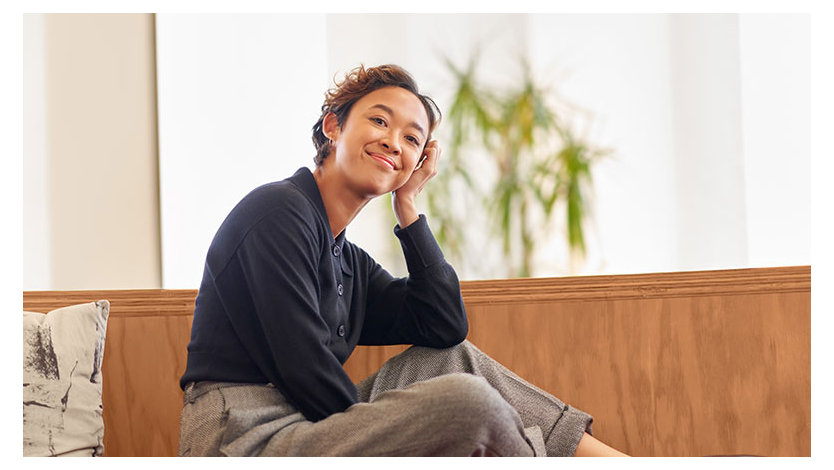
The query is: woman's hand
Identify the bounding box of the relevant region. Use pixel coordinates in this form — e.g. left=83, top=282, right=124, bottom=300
left=391, top=140, right=441, bottom=228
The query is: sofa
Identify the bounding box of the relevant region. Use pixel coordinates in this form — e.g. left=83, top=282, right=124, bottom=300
left=22, top=265, right=811, bottom=456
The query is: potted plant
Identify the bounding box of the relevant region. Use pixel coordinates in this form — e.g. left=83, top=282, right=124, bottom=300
left=426, top=54, right=609, bottom=278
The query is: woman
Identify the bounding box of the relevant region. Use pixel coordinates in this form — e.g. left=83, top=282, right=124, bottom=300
left=177, top=64, right=627, bottom=457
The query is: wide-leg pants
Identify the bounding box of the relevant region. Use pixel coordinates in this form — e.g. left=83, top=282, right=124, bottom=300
left=177, top=340, right=593, bottom=457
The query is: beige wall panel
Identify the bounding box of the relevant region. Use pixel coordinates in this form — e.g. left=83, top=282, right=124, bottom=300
left=43, top=14, right=160, bottom=289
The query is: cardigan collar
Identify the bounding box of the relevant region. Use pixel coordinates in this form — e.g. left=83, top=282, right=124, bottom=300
left=288, top=167, right=347, bottom=249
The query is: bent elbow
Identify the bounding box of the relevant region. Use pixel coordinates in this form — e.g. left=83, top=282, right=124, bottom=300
left=448, top=302, right=469, bottom=345
left=449, top=326, right=468, bottom=347
left=439, top=316, right=468, bottom=348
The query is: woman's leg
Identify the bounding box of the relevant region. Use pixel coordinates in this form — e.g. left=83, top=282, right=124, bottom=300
left=574, top=433, right=629, bottom=457
left=179, top=376, right=536, bottom=457
left=356, top=340, right=626, bottom=456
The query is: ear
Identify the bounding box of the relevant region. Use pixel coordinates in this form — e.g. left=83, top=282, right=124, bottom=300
left=322, top=112, right=341, bottom=142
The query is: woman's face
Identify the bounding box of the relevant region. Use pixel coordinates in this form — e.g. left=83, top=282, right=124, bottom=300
left=323, top=86, right=430, bottom=197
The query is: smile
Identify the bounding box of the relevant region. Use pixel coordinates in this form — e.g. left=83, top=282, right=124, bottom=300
left=368, top=152, right=396, bottom=170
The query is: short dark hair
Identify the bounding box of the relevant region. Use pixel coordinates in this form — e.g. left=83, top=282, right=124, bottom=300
left=312, top=64, right=441, bottom=166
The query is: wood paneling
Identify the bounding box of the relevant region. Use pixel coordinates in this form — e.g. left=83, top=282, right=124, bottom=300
left=342, top=266, right=811, bottom=456
left=22, top=266, right=810, bottom=456
left=462, top=293, right=810, bottom=456
left=100, top=313, right=192, bottom=456
left=22, top=289, right=196, bottom=317
left=458, top=265, right=810, bottom=304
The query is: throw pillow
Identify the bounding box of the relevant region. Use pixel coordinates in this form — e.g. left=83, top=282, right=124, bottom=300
left=23, top=300, right=109, bottom=456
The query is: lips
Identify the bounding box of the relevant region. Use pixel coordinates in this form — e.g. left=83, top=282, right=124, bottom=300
left=368, top=152, right=397, bottom=170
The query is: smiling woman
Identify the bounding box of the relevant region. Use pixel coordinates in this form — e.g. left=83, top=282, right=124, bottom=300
left=176, top=64, right=626, bottom=457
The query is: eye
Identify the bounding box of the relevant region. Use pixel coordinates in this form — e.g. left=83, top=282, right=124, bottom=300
left=406, top=135, right=421, bottom=146
left=370, top=117, right=386, bottom=126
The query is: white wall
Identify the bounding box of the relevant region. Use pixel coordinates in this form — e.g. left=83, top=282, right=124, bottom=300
left=155, top=14, right=329, bottom=288
left=528, top=14, right=680, bottom=276
left=526, top=13, right=810, bottom=276
left=668, top=14, right=749, bottom=272
left=738, top=14, right=811, bottom=268
left=153, top=13, right=811, bottom=287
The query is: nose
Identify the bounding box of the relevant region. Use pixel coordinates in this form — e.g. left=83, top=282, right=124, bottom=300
left=380, top=131, right=401, bottom=155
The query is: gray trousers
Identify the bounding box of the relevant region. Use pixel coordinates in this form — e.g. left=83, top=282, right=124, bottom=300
left=178, top=340, right=593, bottom=457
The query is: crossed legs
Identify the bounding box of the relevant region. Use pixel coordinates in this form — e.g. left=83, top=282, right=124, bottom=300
left=356, top=340, right=628, bottom=457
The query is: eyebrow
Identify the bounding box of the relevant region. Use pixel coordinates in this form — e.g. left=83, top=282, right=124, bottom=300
left=369, top=104, right=426, bottom=139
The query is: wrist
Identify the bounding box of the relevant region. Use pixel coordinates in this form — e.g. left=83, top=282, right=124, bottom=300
left=392, top=192, right=418, bottom=228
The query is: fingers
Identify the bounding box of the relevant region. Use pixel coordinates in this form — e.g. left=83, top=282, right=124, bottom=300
left=411, top=142, right=440, bottom=194
left=419, top=140, right=441, bottom=178
left=395, top=141, right=442, bottom=199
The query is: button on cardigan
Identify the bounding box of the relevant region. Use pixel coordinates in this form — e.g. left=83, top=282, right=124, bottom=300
left=180, top=167, right=468, bottom=422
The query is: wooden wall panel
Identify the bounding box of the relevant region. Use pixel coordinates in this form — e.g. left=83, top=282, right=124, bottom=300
left=343, top=345, right=409, bottom=383
left=463, top=292, right=810, bottom=456
left=344, top=266, right=811, bottom=456
left=100, top=314, right=192, bottom=456
left=23, top=266, right=810, bottom=457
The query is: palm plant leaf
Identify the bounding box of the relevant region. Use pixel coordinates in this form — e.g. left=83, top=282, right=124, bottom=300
left=428, top=51, right=608, bottom=276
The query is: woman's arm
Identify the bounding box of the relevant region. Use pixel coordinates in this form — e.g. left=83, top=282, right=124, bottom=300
left=358, top=214, right=468, bottom=348
left=391, top=140, right=440, bottom=229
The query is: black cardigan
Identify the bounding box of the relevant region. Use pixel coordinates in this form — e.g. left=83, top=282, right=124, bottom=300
left=180, top=167, right=468, bottom=422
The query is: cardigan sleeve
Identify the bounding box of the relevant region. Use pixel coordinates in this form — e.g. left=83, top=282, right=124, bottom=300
left=210, top=202, right=357, bottom=422
left=358, top=215, right=468, bottom=347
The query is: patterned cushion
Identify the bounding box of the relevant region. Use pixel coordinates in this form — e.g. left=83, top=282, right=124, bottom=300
left=23, top=301, right=109, bottom=456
